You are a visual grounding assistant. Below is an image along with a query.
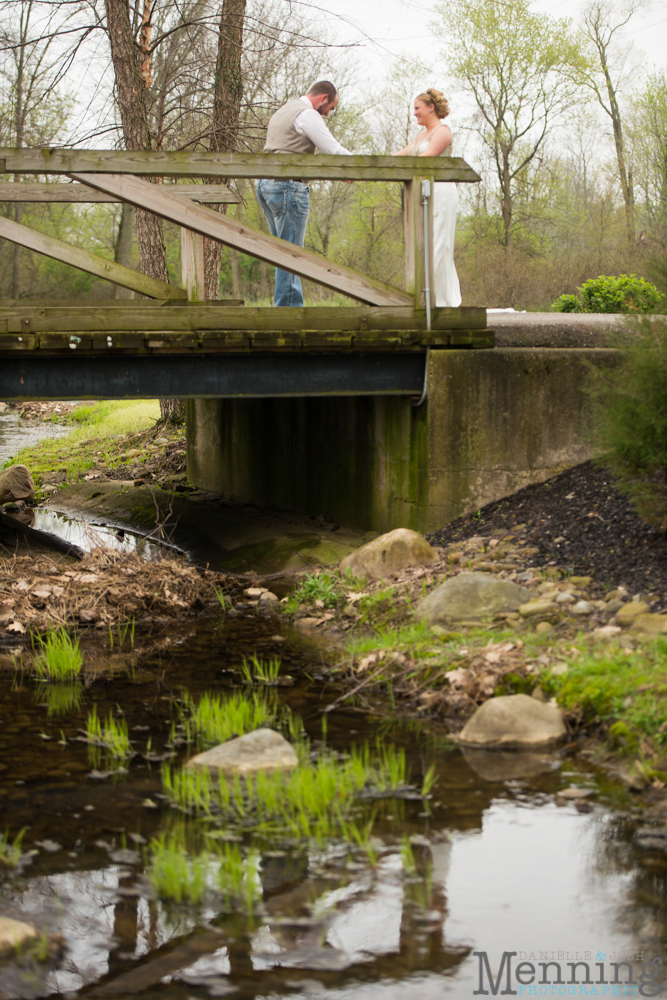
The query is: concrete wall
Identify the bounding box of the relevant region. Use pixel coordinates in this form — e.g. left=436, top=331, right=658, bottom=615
left=187, top=346, right=620, bottom=534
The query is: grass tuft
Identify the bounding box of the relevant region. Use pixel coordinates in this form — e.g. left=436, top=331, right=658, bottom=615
left=86, top=705, right=133, bottom=759
left=32, top=628, right=83, bottom=681
left=240, top=653, right=281, bottom=685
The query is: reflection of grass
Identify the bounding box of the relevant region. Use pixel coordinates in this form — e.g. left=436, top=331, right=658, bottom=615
left=32, top=628, right=83, bottom=681
left=240, top=653, right=281, bottom=685
left=148, top=825, right=261, bottom=911
left=35, top=681, right=83, bottom=717
left=86, top=705, right=133, bottom=759
left=0, top=828, right=24, bottom=869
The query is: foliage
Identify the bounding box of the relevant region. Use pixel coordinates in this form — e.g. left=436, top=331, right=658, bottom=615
left=432, top=0, right=587, bottom=246
left=148, top=830, right=210, bottom=906
left=587, top=320, right=667, bottom=527
left=285, top=571, right=341, bottom=613
left=554, top=274, right=664, bottom=314
left=31, top=628, right=83, bottom=681
left=86, top=705, right=133, bottom=759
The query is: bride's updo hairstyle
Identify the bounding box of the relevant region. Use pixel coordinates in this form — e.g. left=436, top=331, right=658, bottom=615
left=417, top=88, right=450, bottom=119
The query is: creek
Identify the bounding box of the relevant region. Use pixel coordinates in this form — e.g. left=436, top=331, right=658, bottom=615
left=1, top=417, right=666, bottom=999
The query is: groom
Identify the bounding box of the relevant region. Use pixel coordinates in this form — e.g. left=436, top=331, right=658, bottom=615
left=258, top=81, right=351, bottom=307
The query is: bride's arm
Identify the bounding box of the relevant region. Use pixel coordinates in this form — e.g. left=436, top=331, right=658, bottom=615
left=419, top=124, right=452, bottom=156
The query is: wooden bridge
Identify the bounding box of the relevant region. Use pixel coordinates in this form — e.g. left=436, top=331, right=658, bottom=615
left=0, top=149, right=489, bottom=400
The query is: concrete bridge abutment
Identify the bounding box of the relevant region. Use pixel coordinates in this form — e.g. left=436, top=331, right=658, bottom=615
left=186, top=331, right=622, bottom=534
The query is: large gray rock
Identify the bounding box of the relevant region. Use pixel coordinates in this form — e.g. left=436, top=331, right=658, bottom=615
left=0, top=464, right=35, bottom=504
left=461, top=746, right=562, bottom=781
left=415, top=572, right=530, bottom=625
left=458, top=694, right=566, bottom=749
left=186, top=728, right=298, bottom=775
left=0, top=915, right=39, bottom=957
left=340, top=528, right=436, bottom=581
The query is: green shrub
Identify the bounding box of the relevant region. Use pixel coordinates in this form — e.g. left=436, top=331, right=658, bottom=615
left=588, top=319, right=667, bottom=527
left=32, top=628, right=83, bottom=681
left=551, top=293, right=581, bottom=313
left=552, top=274, right=664, bottom=314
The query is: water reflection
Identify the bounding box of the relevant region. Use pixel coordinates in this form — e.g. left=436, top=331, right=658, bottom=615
left=2, top=617, right=667, bottom=999
left=0, top=411, right=69, bottom=465
left=31, top=509, right=169, bottom=559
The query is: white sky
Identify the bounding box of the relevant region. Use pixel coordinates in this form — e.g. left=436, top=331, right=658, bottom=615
left=300, top=0, right=667, bottom=77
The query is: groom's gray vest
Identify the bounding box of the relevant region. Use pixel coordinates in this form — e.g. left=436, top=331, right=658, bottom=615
left=264, top=98, right=316, bottom=155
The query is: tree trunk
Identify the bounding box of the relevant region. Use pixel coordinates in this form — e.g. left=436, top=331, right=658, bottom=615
left=114, top=202, right=136, bottom=298
left=203, top=0, right=247, bottom=299
left=104, top=0, right=168, bottom=282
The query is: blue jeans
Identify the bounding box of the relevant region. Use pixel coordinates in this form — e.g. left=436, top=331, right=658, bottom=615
left=257, top=179, right=310, bottom=307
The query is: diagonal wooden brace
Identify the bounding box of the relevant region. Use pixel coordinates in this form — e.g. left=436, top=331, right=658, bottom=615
left=0, top=215, right=186, bottom=300
left=70, top=172, right=413, bottom=307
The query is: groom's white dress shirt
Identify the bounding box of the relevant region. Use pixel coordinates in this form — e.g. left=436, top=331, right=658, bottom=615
left=293, top=96, right=352, bottom=156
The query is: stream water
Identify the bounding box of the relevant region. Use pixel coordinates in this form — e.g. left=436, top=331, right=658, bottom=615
left=2, top=417, right=667, bottom=999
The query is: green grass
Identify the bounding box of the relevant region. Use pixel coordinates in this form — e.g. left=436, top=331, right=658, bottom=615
left=541, top=637, right=667, bottom=752
left=240, top=653, right=282, bottom=685
left=285, top=570, right=341, bottom=613
left=0, top=828, right=25, bottom=869
left=31, top=628, right=83, bottom=681
left=180, top=690, right=275, bottom=747
left=162, top=740, right=412, bottom=841
left=86, top=705, right=133, bottom=759
left=2, top=400, right=162, bottom=491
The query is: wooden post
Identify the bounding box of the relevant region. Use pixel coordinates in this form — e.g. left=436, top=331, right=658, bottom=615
left=404, top=174, right=435, bottom=310
left=181, top=228, right=205, bottom=301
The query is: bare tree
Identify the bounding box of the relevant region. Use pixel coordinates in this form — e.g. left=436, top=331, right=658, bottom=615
left=579, top=0, right=650, bottom=246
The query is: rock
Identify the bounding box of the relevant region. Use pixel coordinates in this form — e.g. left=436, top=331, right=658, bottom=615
left=0, top=464, right=35, bottom=504
left=258, top=591, right=279, bottom=604
left=0, top=916, right=39, bottom=957
left=340, top=528, right=436, bottom=581
left=558, top=787, right=594, bottom=800
left=415, top=572, right=530, bottom=625
left=630, top=614, right=667, bottom=635
left=186, top=728, right=298, bottom=775
left=518, top=600, right=556, bottom=618
left=461, top=746, right=561, bottom=781
left=604, top=599, right=625, bottom=617
left=294, top=617, right=320, bottom=628
left=593, top=625, right=622, bottom=638
left=570, top=576, right=591, bottom=586
left=571, top=600, right=594, bottom=615
left=535, top=622, right=554, bottom=634
left=458, top=694, right=566, bottom=749
left=616, top=601, right=651, bottom=627
left=555, top=591, right=574, bottom=604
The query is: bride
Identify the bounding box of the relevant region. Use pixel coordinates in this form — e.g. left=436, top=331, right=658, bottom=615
left=394, top=89, right=461, bottom=308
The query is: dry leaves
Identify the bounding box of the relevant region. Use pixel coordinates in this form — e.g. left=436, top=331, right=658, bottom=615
left=0, top=549, right=230, bottom=633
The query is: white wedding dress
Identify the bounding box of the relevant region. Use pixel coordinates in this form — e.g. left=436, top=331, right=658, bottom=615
left=412, top=130, right=462, bottom=308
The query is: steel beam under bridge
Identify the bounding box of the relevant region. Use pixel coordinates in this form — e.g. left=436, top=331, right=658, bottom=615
left=0, top=353, right=427, bottom=401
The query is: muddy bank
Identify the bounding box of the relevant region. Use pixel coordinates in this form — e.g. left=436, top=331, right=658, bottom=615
left=44, top=482, right=362, bottom=575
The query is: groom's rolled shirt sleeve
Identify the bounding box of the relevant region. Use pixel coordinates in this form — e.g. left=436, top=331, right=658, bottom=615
left=294, top=107, right=352, bottom=155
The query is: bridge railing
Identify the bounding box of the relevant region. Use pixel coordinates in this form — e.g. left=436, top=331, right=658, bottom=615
left=0, top=149, right=480, bottom=310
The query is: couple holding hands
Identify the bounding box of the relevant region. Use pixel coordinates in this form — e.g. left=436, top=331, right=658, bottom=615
left=257, top=80, right=461, bottom=309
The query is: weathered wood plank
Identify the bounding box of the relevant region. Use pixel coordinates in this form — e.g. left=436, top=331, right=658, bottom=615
left=70, top=173, right=412, bottom=307
left=0, top=304, right=486, bottom=334
left=0, top=148, right=481, bottom=183
left=181, top=229, right=205, bottom=301
left=0, top=217, right=187, bottom=300
left=0, top=182, right=241, bottom=203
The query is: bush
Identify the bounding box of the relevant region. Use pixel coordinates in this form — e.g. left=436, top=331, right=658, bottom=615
left=551, top=293, right=581, bottom=313
left=552, top=274, right=664, bottom=314
left=588, top=320, right=667, bottom=528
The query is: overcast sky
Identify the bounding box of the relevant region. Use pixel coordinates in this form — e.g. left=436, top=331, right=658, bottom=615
left=299, top=0, right=666, bottom=77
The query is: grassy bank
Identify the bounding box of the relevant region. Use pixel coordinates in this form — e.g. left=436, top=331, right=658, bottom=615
left=282, top=564, right=667, bottom=785
left=2, top=400, right=185, bottom=500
